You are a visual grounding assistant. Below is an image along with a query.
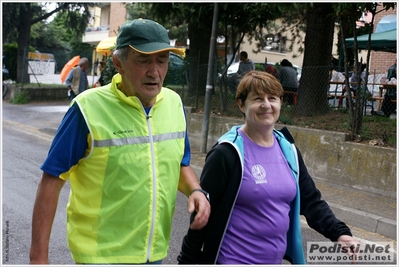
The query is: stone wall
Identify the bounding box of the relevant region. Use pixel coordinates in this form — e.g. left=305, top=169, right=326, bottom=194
left=5, top=85, right=69, bottom=102
left=185, top=108, right=396, bottom=198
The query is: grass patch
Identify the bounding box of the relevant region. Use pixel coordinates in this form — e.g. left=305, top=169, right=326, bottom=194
left=21, top=83, right=66, bottom=88
left=279, top=106, right=396, bottom=147
left=173, top=85, right=397, bottom=148
left=10, top=91, right=29, bottom=104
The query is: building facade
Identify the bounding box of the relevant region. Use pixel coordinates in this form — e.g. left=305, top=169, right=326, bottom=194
left=81, top=3, right=127, bottom=74
left=369, top=6, right=397, bottom=74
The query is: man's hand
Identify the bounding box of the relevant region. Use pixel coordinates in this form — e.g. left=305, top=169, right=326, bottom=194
left=337, top=235, right=360, bottom=264
left=187, top=190, right=210, bottom=230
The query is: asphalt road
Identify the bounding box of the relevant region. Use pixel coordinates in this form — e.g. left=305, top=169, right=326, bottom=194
left=2, top=101, right=396, bottom=265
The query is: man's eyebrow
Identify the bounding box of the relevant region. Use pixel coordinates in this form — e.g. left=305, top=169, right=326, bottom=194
left=136, top=54, right=150, bottom=59
left=135, top=53, right=169, bottom=59
left=157, top=53, right=169, bottom=59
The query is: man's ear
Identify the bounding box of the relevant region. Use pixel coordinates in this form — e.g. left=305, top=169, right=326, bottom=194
left=112, top=55, right=123, bottom=74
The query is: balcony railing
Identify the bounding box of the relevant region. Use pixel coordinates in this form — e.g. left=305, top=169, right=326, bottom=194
left=85, top=25, right=110, bottom=32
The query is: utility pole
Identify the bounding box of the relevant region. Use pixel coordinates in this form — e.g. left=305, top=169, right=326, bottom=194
left=200, top=3, right=219, bottom=153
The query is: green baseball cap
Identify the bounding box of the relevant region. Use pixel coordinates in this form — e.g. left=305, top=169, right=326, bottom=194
left=116, top=18, right=184, bottom=56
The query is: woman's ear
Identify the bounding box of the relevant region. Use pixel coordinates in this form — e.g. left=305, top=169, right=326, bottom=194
left=237, top=99, right=245, bottom=113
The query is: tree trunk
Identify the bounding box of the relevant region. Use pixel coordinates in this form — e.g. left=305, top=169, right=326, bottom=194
left=296, top=3, right=335, bottom=116
left=187, top=21, right=212, bottom=97
left=16, top=4, right=32, bottom=84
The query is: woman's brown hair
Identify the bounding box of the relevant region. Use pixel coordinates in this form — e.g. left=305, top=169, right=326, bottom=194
left=235, top=70, right=284, bottom=104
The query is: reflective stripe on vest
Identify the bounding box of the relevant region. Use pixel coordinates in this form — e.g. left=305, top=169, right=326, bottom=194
left=94, top=131, right=185, bottom=147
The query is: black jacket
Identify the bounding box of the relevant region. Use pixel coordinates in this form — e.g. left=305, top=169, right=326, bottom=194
left=178, top=127, right=352, bottom=264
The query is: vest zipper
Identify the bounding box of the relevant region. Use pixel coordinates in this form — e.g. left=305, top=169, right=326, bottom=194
left=145, top=107, right=157, bottom=262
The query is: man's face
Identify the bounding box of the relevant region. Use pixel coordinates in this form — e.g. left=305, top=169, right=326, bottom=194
left=115, top=49, right=169, bottom=107
left=81, top=62, right=89, bottom=72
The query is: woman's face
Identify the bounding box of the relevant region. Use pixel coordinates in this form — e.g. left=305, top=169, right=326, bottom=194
left=238, top=90, right=282, bottom=129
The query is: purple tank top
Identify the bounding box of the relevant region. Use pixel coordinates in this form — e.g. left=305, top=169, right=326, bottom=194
left=217, top=129, right=297, bottom=264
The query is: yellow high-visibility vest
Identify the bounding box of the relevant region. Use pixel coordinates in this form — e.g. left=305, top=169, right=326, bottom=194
left=64, top=73, right=186, bottom=264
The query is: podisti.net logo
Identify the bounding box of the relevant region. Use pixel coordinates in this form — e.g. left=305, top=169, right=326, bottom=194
left=307, top=241, right=394, bottom=263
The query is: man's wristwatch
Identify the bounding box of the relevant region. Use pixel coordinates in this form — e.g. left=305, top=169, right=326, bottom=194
left=190, top=189, right=210, bottom=203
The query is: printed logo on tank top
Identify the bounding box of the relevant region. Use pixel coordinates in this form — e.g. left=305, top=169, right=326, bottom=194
left=252, top=164, right=267, bottom=184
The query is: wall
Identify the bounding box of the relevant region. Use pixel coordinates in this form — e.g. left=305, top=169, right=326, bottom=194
left=242, top=19, right=305, bottom=68
left=6, top=85, right=69, bottom=102
left=109, top=2, right=127, bottom=37
left=185, top=108, right=396, bottom=198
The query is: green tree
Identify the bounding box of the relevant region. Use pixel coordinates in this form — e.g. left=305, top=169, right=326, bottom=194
left=126, top=3, right=189, bottom=43
left=149, top=3, right=214, bottom=97
left=295, top=3, right=335, bottom=116
left=30, top=15, right=71, bottom=73
left=334, top=2, right=396, bottom=139
left=45, top=11, right=94, bottom=73
left=149, top=3, right=287, bottom=98
left=2, top=2, right=93, bottom=83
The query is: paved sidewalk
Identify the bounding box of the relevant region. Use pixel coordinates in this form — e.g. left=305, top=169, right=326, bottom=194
left=2, top=100, right=396, bottom=240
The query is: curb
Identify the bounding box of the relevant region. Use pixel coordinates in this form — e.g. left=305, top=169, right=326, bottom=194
left=329, top=203, right=397, bottom=240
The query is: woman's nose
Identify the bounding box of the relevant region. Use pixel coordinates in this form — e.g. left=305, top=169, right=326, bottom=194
left=261, top=99, right=271, bottom=108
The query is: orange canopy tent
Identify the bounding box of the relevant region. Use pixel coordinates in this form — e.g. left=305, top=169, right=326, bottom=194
left=96, top=36, right=117, bottom=56
left=60, top=55, right=80, bottom=84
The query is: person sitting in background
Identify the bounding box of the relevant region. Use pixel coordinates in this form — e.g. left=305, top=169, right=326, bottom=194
left=387, top=60, right=397, bottom=81
left=228, top=51, right=255, bottom=93
left=236, top=51, right=255, bottom=78
left=265, top=64, right=279, bottom=79
left=349, top=62, right=366, bottom=95
left=378, top=60, right=396, bottom=117
left=278, top=59, right=298, bottom=105
left=337, top=62, right=366, bottom=108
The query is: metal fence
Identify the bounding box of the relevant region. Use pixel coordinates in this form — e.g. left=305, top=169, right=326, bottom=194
left=15, top=45, right=395, bottom=118
left=170, top=62, right=396, bottom=118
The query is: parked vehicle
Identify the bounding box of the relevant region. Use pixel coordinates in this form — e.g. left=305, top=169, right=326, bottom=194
left=164, top=52, right=187, bottom=86
left=219, top=61, right=302, bottom=94
left=226, top=61, right=302, bottom=81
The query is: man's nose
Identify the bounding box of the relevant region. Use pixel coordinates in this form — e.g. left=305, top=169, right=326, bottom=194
left=146, top=62, right=160, bottom=77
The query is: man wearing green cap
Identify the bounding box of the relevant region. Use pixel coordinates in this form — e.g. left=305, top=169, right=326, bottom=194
left=29, top=19, right=210, bottom=264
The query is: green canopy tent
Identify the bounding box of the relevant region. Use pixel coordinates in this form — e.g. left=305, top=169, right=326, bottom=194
left=337, top=29, right=396, bottom=71
left=345, top=29, right=397, bottom=53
